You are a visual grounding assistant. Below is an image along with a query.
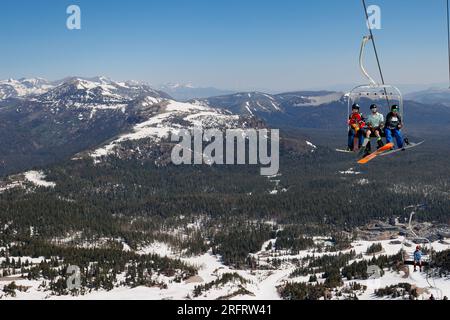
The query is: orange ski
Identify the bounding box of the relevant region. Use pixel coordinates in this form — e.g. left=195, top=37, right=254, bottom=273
left=357, top=143, right=394, bottom=164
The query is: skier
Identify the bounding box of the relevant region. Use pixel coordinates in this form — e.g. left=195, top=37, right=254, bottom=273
left=347, top=104, right=366, bottom=151
left=385, top=105, right=404, bottom=149
left=359, top=104, right=385, bottom=156
left=413, top=245, right=423, bottom=272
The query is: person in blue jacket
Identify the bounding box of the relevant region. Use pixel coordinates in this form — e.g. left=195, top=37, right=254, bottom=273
left=414, top=246, right=423, bottom=272
left=385, top=105, right=405, bottom=149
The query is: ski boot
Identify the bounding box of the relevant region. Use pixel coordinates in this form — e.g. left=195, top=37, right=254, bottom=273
left=359, top=146, right=371, bottom=158
left=363, top=148, right=372, bottom=157
left=404, top=137, right=410, bottom=146
left=376, top=139, right=384, bottom=149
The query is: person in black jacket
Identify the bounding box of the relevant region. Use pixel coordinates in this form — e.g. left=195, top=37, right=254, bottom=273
left=385, top=105, right=404, bottom=149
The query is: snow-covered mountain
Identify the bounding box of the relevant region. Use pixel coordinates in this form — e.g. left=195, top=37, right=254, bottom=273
left=197, top=92, right=283, bottom=116
left=0, top=77, right=166, bottom=174
left=197, top=91, right=344, bottom=117
left=88, top=99, right=253, bottom=164
left=0, top=76, right=276, bottom=175
left=405, top=88, right=450, bottom=107
left=34, top=77, right=171, bottom=119
left=50, top=76, right=171, bottom=101
left=197, top=90, right=450, bottom=131
left=0, top=78, right=53, bottom=100
left=192, top=91, right=349, bottom=130
left=0, top=76, right=171, bottom=103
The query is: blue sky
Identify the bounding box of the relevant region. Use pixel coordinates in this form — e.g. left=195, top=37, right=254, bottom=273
left=0, top=0, right=448, bottom=91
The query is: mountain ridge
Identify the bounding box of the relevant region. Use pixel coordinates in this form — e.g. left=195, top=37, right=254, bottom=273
left=0, top=76, right=315, bottom=177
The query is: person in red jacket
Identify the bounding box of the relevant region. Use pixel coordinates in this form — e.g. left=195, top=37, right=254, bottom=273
left=347, top=104, right=366, bottom=151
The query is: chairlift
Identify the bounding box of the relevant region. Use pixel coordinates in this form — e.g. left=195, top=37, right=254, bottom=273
left=348, top=36, right=404, bottom=125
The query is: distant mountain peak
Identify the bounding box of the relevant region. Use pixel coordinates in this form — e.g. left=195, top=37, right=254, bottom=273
left=91, top=75, right=111, bottom=83
left=0, top=77, right=53, bottom=99
left=406, top=87, right=450, bottom=107
left=34, top=77, right=170, bottom=111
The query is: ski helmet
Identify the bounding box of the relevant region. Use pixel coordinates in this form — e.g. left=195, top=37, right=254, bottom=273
left=370, top=104, right=378, bottom=110
left=391, top=105, right=400, bottom=112
left=352, top=103, right=360, bottom=110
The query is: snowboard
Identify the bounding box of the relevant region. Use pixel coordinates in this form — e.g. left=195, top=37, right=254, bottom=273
left=336, top=149, right=354, bottom=153
left=357, top=142, right=394, bottom=164
left=379, top=141, right=425, bottom=157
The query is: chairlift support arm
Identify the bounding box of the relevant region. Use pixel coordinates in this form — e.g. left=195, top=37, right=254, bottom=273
left=359, top=36, right=378, bottom=86
left=408, top=211, right=419, bottom=239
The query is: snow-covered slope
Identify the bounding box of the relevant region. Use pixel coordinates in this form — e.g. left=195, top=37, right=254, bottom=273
left=0, top=170, right=55, bottom=194
left=24, top=171, right=56, bottom=188
left=1, top=237, right=448, bottom=300
left=90, top=100, right=243, bottom=162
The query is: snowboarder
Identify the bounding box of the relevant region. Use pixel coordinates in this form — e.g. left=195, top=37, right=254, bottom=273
left=414, top=246, right=423, bottom=272
left=366, top=104, right=385, bottom=147
left=359, top=104, right=385, bottom=156
left=385, top=105, right=404, bottom=149
left=348, top=104, right=366, bottom=151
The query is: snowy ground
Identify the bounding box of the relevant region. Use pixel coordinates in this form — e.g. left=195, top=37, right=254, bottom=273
left=0, top=170, right=55, bottom=194
left=90, top=100, right=241, bottom=162
left=0, top=237, right=448, bottom=300
left=339, top=168, right=362, bottom=175
left=23, top=171, right=56, bottom=188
